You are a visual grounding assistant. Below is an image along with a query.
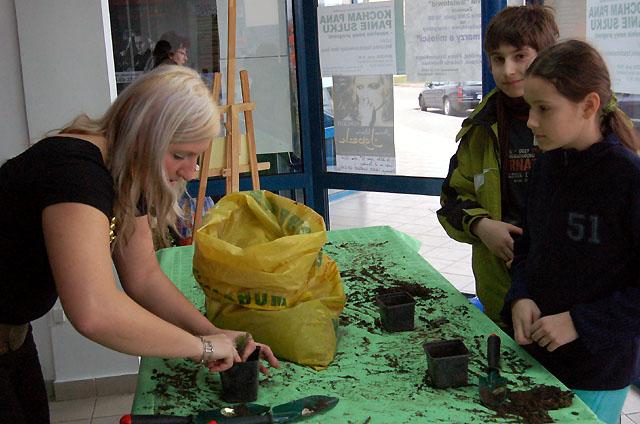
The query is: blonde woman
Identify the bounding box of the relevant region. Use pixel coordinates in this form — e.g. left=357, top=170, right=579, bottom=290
left=0, top=66, right=279, bottom=423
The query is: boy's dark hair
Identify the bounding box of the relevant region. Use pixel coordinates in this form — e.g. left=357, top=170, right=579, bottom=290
left=527, top=39, right=639, bottom=152
left=484, top=5, right=558, bottom=54
left=152, top=39, right=172, bottom=68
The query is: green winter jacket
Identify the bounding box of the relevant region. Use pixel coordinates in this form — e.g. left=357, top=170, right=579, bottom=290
left=437, top=89, right=510, bottom=325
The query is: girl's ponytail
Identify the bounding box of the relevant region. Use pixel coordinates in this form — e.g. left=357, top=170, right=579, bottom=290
left=602, top=98, right=640, bottom=152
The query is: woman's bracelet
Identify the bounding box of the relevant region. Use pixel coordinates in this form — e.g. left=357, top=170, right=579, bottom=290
left=199, top=336, right=215, bottom=364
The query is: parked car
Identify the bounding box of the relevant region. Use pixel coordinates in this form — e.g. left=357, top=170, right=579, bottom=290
left=616, top=92, right=640, bottom=129
left=418, top=81, right=482, bottom=116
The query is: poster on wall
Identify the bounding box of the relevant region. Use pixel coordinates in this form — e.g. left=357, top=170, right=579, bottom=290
left=586, top=0, right=640, bottom=94
left=404, top=0, right=481, bottom=83
left=318, top=2, right=396, bottom=76
left=333, top=74, right=396, bottom=175
left=109, top=0, right=219, bottom=93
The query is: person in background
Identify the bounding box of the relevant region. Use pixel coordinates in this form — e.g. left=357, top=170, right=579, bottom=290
left=152, top=39, right=174, bottom=68
left=114, top=30, right=153, bottom=72
left=153, top=31, right=189, bottom=68
left=0, top=66, right=279, bottom=423
left=152, top=32, right=202, bottom=247
left=437, top=5, right=559, bottom=326
left=132, top=33, right=154, bottom=71
left=504, top=39, right=640, bottom=424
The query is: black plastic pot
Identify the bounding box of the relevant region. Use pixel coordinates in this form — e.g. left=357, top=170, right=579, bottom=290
left=219, top=346, right=261, bottom=403
left=423, top=339, right=470, bottom=389
left=376, top=291, right=415, bottom=332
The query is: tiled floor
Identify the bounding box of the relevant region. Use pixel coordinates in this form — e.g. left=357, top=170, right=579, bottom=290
left=49, top=190, right=640, bottom=423
left=49, top=393, right=134, bottom=423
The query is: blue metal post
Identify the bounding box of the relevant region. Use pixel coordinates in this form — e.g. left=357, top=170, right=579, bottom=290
left=481, top=0, right=507, bottom=96
left=294, top=0, right=329, bottom=223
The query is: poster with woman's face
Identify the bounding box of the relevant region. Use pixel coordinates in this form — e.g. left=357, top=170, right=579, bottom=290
left=354, top=75, right=394, bottom=127
left=332, top=74, right=396, bottom=175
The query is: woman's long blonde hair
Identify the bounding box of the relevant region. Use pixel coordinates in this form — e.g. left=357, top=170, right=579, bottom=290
left=61, top=66, right=219, bottom=250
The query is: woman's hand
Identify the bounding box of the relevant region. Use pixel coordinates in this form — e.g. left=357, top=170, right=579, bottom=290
left=530, top=312, right=578, bottom=352
left=358, top=97, right=375, bottom=126
left=216, top=329, right=281, bottom=375
left=472, top=218, right=523, bottom=262
left=197, top=334, right=241, bottom=372
left=511, top=298, right=541, bottom=345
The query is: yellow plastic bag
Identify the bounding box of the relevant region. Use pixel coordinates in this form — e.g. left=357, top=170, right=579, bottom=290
left=193, top=190, right=345, bottom=369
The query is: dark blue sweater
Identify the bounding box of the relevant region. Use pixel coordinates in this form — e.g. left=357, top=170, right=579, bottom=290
left=503, top=134, right=640, bottom=390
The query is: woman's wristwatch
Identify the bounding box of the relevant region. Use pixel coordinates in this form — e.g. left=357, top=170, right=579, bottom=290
left=199, top=336, right=215, bottom=364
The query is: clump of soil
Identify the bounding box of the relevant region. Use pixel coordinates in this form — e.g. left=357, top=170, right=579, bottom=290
left=375, top=283, right=447, bottom=301
left=485, top=385, right=574, bottom=424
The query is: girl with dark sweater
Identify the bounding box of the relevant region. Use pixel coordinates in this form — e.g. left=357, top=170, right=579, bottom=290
left=504, top=39, right=640, bottom=424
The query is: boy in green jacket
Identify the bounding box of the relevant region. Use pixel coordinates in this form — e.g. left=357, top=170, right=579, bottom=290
left=437, top=5, right=558, bottom=326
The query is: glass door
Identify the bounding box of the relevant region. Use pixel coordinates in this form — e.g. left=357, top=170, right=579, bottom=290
left=307, top=0, right=640, bottom=291
left=108, top=0, right=314, bottom=203
left=306, top=0, right=512, bottom=291
left=546, top=0, right=640, bottom=128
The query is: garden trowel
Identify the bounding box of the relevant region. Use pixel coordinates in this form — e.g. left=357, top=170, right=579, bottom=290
left=478, top=334, right=507, bottom=407
left=270, top=395, right=339, bottom=423
left=120, top=395, right=339, bottom=423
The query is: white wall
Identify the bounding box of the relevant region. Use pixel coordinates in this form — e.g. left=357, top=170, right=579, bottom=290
left=0, top=0, right=29, bottom=162
left=0, top=0, right=55, bottom=381
left=15, top=0, right=117, bottom=143
left=2, top=0, right=139, bottom=386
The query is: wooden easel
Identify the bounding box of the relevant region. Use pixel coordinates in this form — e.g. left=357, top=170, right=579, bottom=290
left=193, top=0, right=270, bottom=230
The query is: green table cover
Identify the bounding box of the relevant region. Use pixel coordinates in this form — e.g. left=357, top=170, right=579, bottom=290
left=132, top=226, right=601, bottom=423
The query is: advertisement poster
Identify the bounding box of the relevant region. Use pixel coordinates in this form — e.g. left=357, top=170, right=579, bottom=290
left=109, top=0, right=219, bottom=93
left=333, top=74, right=396, bottom=175
left=318, top=2, right=396, bottom=76
left=404, top=0, right=481, bottom=82
left=587, top=0, right=640, bottom=94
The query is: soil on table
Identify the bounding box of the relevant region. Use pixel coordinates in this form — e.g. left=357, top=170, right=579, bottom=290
left=147, top=362, right=223, bottom=414
left=483, top=385, right=574, bottom=424
left=143, top=238, right=578, bottom=422
left=325, top=239, right=578, bottom=423
left=375, top=283, right=445, bottom=301
left=326, top=240, right=449, bottom=335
